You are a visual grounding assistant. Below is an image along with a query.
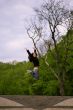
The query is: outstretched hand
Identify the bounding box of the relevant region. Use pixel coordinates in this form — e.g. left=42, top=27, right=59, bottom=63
left=24, top=48, right=27, bottom=51
left=24, top=48, right=30, bottom=54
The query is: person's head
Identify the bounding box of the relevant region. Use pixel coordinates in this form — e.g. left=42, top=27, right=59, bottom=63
left=32, top=52, right=37, bottom=57
left=32, top=49, right=37, bottom=57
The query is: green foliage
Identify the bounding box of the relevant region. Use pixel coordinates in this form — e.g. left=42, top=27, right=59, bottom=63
left=43, top=80, right=59, bottom=95
left=0, top=30, right=73, bottom=95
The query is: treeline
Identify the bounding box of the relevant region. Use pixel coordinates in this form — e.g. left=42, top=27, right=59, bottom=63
left=0, top=61, right=58, bottom=95
left=0, top=30, right=73, bottom=95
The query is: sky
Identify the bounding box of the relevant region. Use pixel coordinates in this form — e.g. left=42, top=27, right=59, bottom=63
left=0, top=0, right=73, bottom=62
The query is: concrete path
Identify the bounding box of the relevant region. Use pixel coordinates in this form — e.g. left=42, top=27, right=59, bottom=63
left=0, top=96, right=73, bottom=110
left=0, top=108, right=73, bottom=110
left=54, top=98, right=73, bottom=106
left=0, top=97, right=23, bottom=106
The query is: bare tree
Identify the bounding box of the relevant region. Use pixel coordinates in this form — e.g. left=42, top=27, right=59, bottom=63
left=70, top=11, right=73, bottom=29
left=34, top=0, right=72, bottom=95
left=25, top=0, right=72, bottom=95
left=25, top=17, right=43, bottom=57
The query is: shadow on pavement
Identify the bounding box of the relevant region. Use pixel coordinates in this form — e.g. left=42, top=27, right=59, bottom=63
left=0, top=96, right=73, bottom=110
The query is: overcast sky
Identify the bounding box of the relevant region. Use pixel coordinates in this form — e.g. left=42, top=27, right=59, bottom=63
left=0, top=0, right=73, bottom=62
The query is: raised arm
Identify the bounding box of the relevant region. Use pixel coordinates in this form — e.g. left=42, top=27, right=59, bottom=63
left=34, top=49, right=37, bottom=57
left=26, top=49, right=33, bottom=62
left=26, top=49, right=31, bottom=55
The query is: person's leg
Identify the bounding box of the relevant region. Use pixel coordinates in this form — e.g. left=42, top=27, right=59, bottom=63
left=27, top=70, right=32, bottom=73
left=27, top=67, right=39, bottom=79
left=32, top=67, right=39, bottom=80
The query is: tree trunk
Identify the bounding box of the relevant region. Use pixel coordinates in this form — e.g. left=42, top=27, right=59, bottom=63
left=59, top=78, right=65, bottom=96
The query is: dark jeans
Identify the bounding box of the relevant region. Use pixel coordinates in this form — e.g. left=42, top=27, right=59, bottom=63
left=32, top=67, right=39, bottom=79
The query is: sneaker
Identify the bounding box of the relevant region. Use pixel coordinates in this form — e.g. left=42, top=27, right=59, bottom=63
left=27, top=70, right=32, bottom=73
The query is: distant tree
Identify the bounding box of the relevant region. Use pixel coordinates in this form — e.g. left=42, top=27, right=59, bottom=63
left=25, top=0, right=73, bottom=95
left=70, top=11, right=73, bottom=29
left=25, top=18, right=42, bottom=57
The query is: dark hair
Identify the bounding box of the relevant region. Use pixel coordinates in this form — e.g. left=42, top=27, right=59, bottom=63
left=34, top=49, right=37, bottom=56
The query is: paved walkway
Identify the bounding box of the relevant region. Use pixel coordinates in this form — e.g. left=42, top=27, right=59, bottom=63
left=0, top=97, right=23, bottom=106
left=0, top=96, right=73, bottom=110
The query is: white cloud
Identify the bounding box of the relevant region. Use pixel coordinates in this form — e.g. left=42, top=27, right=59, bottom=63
left=0, top=0, right=35, bottom=62
left=0, top=0, right=73, bottom=62
left=6, top=39, right=24, bottom=50
left=6, top=38, right=33, bottom=51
